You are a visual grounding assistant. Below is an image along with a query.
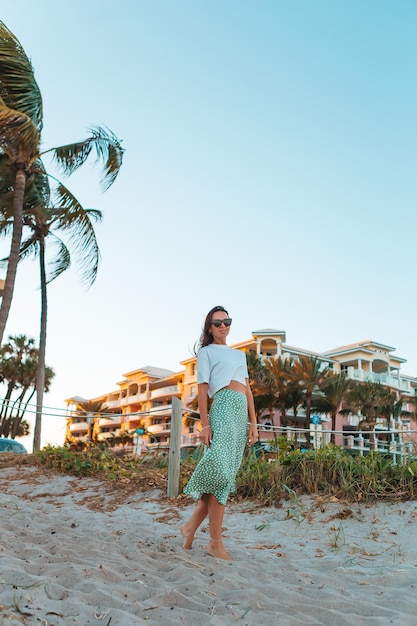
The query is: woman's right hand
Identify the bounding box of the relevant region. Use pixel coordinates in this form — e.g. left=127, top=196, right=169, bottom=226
left=199, top=425, right=212, bottom=448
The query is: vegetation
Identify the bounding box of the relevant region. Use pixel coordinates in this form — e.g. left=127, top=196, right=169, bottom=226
left=313, top=372, right=353, bottom=443
left=0, top=333, right=54, bottom=437
left=32, top=442, right=417, bottom=506
left=37, top=444, right=168, bottom=479
left=0, top=20, right=124, bottom=450
left=70, top=400, right=117, bottom=444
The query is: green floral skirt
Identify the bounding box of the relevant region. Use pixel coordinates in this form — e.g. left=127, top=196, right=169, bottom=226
left=184, top=388, right=248, bottom=505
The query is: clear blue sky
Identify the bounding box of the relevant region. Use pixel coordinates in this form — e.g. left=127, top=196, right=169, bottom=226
left=2, top=1, right=417, bottom=449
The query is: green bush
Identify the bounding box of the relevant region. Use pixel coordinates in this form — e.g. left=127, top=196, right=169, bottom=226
left=234, top=444, right=417, bottom=504
left=36, top=443, right=417, bottom=504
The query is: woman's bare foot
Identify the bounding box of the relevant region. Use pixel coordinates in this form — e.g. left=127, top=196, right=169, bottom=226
left=180, top=524, right=194, bottom=550
left=207, top=537, right=232, bottom=561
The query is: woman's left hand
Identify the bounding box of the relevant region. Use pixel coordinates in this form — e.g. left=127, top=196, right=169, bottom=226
left=248, top=424, right=258, bottom=444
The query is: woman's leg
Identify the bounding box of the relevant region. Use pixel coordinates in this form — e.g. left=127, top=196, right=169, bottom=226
left=180, top=494, right=209, bottom=549
left=207, top=494, right=231, bottom=561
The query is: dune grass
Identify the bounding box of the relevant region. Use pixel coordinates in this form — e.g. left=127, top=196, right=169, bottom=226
left=31, top=442, right=417, bottom=506
left=235, top=444, right=417, bottom=505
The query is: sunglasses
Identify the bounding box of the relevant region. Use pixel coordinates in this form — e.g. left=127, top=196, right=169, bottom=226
left=211, top=318, right=232, bottom=327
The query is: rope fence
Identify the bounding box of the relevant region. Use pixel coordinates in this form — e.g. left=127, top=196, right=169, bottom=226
left=1, top=394, right=416, bottom=497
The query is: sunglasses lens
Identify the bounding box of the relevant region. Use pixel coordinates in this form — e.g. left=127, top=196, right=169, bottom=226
left=212, top=318, right=232, bottom=327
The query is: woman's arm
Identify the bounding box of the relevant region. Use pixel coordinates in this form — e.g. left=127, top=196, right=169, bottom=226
left=198, top=383, right=212, bottom=447
left=245, top=379, right=258, bottom=443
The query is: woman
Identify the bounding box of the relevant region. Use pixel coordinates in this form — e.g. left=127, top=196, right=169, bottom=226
left=181, top=305, right=258, bottom=561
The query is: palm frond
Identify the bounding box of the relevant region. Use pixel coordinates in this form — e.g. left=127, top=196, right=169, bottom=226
left=0, top=151, right=15, bottom=201
left=0, top=106, right=40, bottom=159
left=0, top=217, right=14, bottom=239
left=23, top=166, right=51, bottom=215
left=29, top=160, right=50, bottom=206
left=0, top=21, right=43, bottom=130
left=43, top=233, right=71, bottom=283
left=17, top=233, right=39, bottom=261
left=46, top=125, right=124, bottom=191
left=49, top=183, right=101, bottom=286
left=0, top=231, right=38, bottom=267
left=52, top=182, right=103, bottom=224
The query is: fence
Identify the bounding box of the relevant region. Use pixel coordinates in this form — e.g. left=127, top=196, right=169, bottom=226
left=166, top=400, right=417, bottom=497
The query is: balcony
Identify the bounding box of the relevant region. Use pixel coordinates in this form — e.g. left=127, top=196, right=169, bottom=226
left=69, top=422, right=89, bottom=433
left=181, top=434, right=199, bottom=446
left=148, top=404, right=172, bottom=416
left=147, top=423, right=171, bottom=434
left=71, top=434, right=89, bottom=442
left=349, top=369, right=409, bottom=391
left=151, top=385, right=180, bottom=399
left=106, top=400, right=120, bottom=409
left=120, top=394, right=145, bottom=406
left=97, top=432, right=117, bottom=441
left=98, top=417, right=122, bottom=427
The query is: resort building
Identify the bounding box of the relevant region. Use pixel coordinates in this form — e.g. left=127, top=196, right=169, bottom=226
left=64, top=329, right=417, bottom=457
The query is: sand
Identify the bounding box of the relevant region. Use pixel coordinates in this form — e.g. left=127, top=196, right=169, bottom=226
left=0, top=465, right=416, bottom=625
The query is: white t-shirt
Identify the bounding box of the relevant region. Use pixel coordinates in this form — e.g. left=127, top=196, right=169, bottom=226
left=197, top=344, right=249, bottom=398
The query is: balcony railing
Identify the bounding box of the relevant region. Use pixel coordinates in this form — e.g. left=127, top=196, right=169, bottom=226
left=147, top=423, right=171, bottom=434
left=98, top=417, right=122, bottom=427
left=97, top=432, right=117, bottom=441
left=151, top=385, right=180, bottom=399
left=349, top=369, right=410, bottom=391
left=106, top=400, right=120, bottom=409
left=69, top=422, right=89, bottom=432
left=148, top=404, right=172, bottom=416
left=181, top=434, right=199, bottom=446
left=71, top=434, right=89, bottom=442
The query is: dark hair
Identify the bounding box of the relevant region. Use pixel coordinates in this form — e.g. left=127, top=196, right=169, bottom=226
left=196, top=305, right=229, bottom=351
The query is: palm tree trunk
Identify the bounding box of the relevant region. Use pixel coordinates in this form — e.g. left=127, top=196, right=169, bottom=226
left=280, top=400, right=287, bottom=428
left=21, top=388, right=35, bottom=418
left=10, top=387, right=30, bottom=439
left=0, top=384, right=14, bottom=435
left=331, top=411, right=337, bottom=445
left=305, top=394, right=312, bottom=447
left=33, top=237, right=47, bottom=452
left=0, top=167, right=26, bottom=345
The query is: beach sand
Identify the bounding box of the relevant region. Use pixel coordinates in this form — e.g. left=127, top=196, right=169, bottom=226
left=0, top=464, right=416, bottom=625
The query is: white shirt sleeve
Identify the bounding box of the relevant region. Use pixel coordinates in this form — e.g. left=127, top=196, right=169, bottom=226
left=197, top=348, right=210, bottom=384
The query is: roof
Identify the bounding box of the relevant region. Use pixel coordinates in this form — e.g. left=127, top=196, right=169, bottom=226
left=323, top=340, right=396, bottom=355
left=282, top=344, right=335, bottom=362
left=251, top=328, right=286, bottom=336
left=64, top=395, right=88, bottom=404
left=121, top=365, right=175, bottom=379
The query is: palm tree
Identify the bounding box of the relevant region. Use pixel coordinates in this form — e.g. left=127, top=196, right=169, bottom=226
left=0, top=21, right=43, bottom=343
left=0, top=21, right=124, bottom=350
left=313, top=371, right=353, bottom=444
left=0, top=334, right=54, bottom=438
left=10, top=364, right=54, bottom=439
left=0, top=22, right=124, bottom=451
left=74, top=399, right=115, bottom=443
left=10, top=169, right=104, bottom=451
left=0, top=334, right=36, bottom=432
left=262, top=355, right=294, bottom=427
left=290, top=355, right=329, bottom=442
left=287, top=384, right=304, bottom=427
left=246, top=351, right=276, bottom=418
left=346, top=381, right=394, bottom=448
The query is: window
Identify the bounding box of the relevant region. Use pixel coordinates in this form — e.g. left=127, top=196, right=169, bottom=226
left=190, top=385, right=196, bottom=398
left=191, top=363, right=196, bottom=376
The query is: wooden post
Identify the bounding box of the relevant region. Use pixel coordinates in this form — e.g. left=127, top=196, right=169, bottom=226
left=167, top=396, right=182, bottom=498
